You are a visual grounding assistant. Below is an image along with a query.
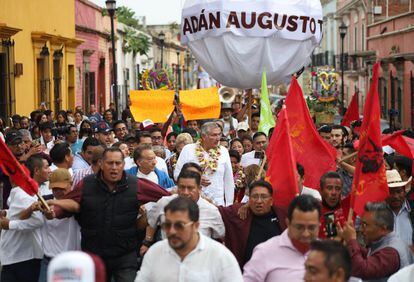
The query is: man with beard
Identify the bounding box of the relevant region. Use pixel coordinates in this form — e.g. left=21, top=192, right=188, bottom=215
left=385, top=169, right=414, bottom=247
left=243, top=195, right=321, bottom=281
left=318, top=171, right=351, bottom=239
left=330, top=125, right=348, bottom=149
left=136, top=197, right=242, bottom=282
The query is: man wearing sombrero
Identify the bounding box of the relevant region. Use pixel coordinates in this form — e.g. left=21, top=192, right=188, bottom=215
left=385, top=169, right=414, bottom=247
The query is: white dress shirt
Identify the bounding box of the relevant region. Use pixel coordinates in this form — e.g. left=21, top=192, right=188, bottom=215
left=136, top=233, right=243, bottom=282
left=392, top=200, right=413, bottom=246
left=174, top=143, right=234, bottom=206
left=146, top=195, right=225, bottom=239
left=50, top=164, right=73, bottom=176
left=0, top=187, right=44, bottom=265
left=240, top=151, right=261, bottom=168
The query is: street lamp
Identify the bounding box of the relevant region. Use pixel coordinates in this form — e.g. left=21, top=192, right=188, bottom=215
left=186, top=50, right=190, bottom=89
left=106, top=0, right=118, bottom=113
left=339, top=22, right=348, bottom=115
left=176, top=51, right=181, bottom=91
left=159, top=31, right=165, bottom=68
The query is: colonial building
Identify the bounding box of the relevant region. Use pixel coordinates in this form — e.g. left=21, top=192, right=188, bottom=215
left=75, top=0, right=112, bottom=113
left=0, top=0, right=82, bottom=117
left=366, top=0, right=414, bottom=129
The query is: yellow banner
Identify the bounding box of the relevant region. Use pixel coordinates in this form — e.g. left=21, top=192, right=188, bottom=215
left=130, top=90, right=175, bottom=123
left=179, top=87, right=220, bottom=120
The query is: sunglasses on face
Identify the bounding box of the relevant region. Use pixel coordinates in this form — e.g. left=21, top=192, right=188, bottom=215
left=161, top=221, right=194, bottom=231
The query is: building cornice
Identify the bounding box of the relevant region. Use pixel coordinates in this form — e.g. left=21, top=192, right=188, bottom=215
left=31, top=31, right=83, bottom=48
left=0, top=23, right=22, bottom=39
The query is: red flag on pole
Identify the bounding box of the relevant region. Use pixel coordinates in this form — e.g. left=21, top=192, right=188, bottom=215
left=341, top=92, right=359, bottom=127
left=285, top=77, right=337, bottom=189
left=0, top=138, right=38, bottom=196
left=351, top=63, right=388, bottom=216
left=266, top=106, right=299, bottom=208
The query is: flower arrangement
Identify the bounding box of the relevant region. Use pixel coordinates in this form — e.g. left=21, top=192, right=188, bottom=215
left=195, top=140, right=221, bottom=175
left=141, top=68, right=174, bottom=90
left=307, top=68, right=340, bottom=116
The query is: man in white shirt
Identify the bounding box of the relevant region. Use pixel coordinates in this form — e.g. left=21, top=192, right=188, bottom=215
left=297, top=163, right=322, bottom=201
left=136, top=197, right=242, bottom=282
left=37, top=168, right=81, bottom=282
left=49, top=142, right=74, bottom=176
left=221, top=103, right=238, bottom=138
left=0, top=155, right=48, bottom=282
left=140, top=170, right=225, bottom=256
left=241, top=132, right=268, bottom=168
left=174, top=122, right=234, bottom=206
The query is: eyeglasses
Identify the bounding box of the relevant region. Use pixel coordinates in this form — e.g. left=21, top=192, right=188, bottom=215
left=291, top=224, right=319, bottom=232
left=250, top=194, right=271, bottom=201
left=161, top=221, right=194, bottom=231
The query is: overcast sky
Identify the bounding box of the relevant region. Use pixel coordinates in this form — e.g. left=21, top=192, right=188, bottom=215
left=90, top=0, right=184, bottom=25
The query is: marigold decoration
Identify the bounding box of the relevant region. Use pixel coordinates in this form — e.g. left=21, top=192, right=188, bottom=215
left=141, top=68, right=174, bottom=90
left=195, top=140, right=221, bottom=175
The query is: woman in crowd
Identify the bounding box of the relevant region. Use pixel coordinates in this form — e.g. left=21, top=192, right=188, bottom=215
left=230, top=138, right=244, bottom=157
left=79, top=120, right=93, bottom=140
left=55, top=111, right=68, bottom=129
left=73, top=110, right=84, bottom=131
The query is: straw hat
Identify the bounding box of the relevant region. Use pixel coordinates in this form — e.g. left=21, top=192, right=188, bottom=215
left=386, top=169, right=412, bottom=188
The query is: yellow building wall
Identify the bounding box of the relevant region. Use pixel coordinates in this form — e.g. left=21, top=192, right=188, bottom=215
left=0, top=0, right=81, bottom=116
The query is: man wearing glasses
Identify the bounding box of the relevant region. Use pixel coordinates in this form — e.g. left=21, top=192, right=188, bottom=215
left=113, top=120, right=129, bottom=142
left=218, top=180, right=287, bottom=268
left=136, top=196, right=242, bottom=282
left=243, top=195, right=321, bottom=281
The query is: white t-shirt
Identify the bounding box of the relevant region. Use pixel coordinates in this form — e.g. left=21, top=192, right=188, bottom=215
left=222, top=117, right=238, bottom=137
left=137, top=169, right=159, bottom=185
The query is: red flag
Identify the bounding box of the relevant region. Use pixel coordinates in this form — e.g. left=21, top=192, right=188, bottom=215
left=266, top=106, right=299, bottom=208
left=285, top=77, right=337, bottom=189
left=0, top=138, right=38, bottom=196
left=382, top=131, right=414, bottom=159
left=351, top=63, right=388, bottom=216
left=341, top=92, right=359, bottom=127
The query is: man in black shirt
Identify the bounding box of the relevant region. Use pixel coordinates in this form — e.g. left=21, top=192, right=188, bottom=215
left=219, top=180, right=287, bottom=268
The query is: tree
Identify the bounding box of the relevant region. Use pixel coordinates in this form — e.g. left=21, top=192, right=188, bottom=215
left=116, top=6, right=141, bottom=30
left=123, top=27, right=151, bottom=57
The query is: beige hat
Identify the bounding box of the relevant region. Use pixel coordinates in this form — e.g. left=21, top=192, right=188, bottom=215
left=49, top=168, right=72, bottom=189
left=386, top=169, right=412, bottom=188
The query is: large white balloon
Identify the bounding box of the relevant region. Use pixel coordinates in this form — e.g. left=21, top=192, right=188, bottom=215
left=181, top=0, right=323, bottom=89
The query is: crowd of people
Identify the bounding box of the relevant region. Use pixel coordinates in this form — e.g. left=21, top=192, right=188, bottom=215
left=0, top=98, right=414, bottom=282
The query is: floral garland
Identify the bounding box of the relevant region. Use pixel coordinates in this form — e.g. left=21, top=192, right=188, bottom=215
left=308, top=68, right=339, bottom=103
left=234, top=165, right=246, bottom=189
left=195, top=140, right=221, bottom=175
left=141, top=68, right=174, bottom=90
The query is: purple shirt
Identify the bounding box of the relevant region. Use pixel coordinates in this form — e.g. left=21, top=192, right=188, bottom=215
left=243, top=230, right=308, bottom=282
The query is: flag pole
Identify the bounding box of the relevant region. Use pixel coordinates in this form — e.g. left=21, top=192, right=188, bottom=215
left=36, top=193, right=51, bottom=212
